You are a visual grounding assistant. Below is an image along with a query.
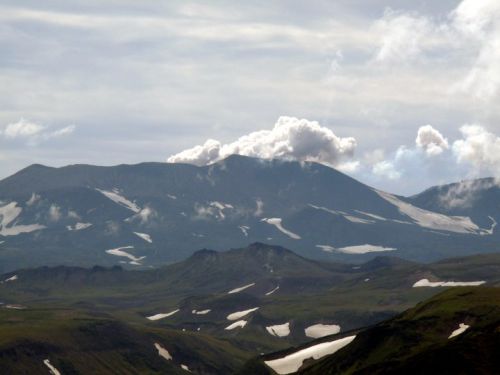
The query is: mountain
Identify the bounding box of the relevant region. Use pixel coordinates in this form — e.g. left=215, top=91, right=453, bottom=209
left=1, top=243, right=499, bottom=374
left=0, top=155, right=498, bottom=272
left=408, top=177, right=499, bottom=229
left=241, top=287, right=500, bottom=375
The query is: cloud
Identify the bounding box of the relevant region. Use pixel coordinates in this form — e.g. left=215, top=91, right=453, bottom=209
left=167, top=116, right=356, bottom=167
left=438, top=178, right=497, bottom=209
left=450, top=0, right=500, bottom=100
left=415, top=125, right=449, bottom=156
left=372, top=160, right=401, bottom=180
left=0, top=119, right=76, bottom=144
left=373, top=9, right=433, bottom=63
left=452, top=124, right=500, bottom=175
left=1, top=118, right=45, bottom=139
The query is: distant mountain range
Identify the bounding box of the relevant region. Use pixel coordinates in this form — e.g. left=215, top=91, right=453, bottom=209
left=0, top=155, right=498, bottom=272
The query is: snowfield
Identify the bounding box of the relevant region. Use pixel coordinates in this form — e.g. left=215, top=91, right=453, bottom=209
left=264, top=335, right=356, bottom=374
left=134, top=232, right=152, bottom=243
left=413, top=279, right=486, bottom=287
left=261, top=218, right=301, bottom=239
left=146, top=309, right=180, bottom=321
left=154, top=342, right=173, bottom=360
left=228, top=282, right=255, bottom=294
left=336, top=244, right=397, bottom=254
left=43, top=359, right=61, bottom=375
left=266, top=322, right=290, bottom=337
left=227, top=307, right=259, bottom=321
left=376, top=190, right=482, bottom=234
left=96, top=188, right=141, bottom=213
left=305, top=324, right=341, bottom=338
left=449, top=323, right=470, bottom=338
left=105, top=246, right=145, bottom=265
left=0, top=202, right=45, bottom=236
left=225, top=320, right=247, bottom=330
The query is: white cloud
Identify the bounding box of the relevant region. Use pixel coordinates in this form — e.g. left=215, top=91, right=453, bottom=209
left=167, top=116, right=356, bottom=167
left=372, top=160, right=401, bottom=180
left=452, top=124, right=500, bottom=175
left=438, top=178, right=497, bottom=209
left=373, top=9, right=433, bottom=63
left=450, top=0, right=500, bottom=100
left=1, top=118, right=45, bottom=139
left=415, top=125, right=449, bottom=156
left=1, top=119, right=76, bottom=144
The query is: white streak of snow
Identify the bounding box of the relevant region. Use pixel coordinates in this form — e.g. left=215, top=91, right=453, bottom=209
left=225, top=320, right=247, bottom=330
left=227, top=307, right=259, bottom=321
left=413, top=279, right=485, bottom=287
left=96, top=188, right=141, bottom=213
left=43, top=359, right=61, bottom=375
left=265, top=286, right=280, bottom=296
left=134, top=232, right=152, bottom=243
left=146, top=309, right=180, bottom=321
left=264, top=335, right=356, bottom=374
left=449, top=323, right=470, bottom=338
left=261, top=218, right=301, bottom=240
left=228, top=282, right=255, bottom=294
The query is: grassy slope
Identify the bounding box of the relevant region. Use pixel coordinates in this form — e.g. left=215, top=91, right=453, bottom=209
left=297, top=287, right=500, bottom=375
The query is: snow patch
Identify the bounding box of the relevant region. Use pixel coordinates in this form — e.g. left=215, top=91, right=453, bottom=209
left=66, top=222, right=92, bottom=231
left=376, top=190, right=481, bottom=234
left=43, top=359, right=61, bottom=375
left=134, top=232, right=152, bottom=243
left=154, top=343, right=172, bottom=360
left=227, top=307, right=259, bottom=321
left=480, top=216, right=497, bottom=235
left=261, top=218, right=301, bottom=239
left=225, top=320, right=247, bottom=330
left=449, top=323, right=470, bottom=338
left=0, top=202, right=45, bottom=236
left=336, top=244, right=397, bottom=254
left=96, top=188, right=141, bottom=213
left=316, top=245, right=335, bottom=252
left=355, top=210, right=387, bottom=221
left=264, top=335, right=356, bottom=374
left=2, top=275, right=18, bottom=283
left=265, top=286, right=280, bottom=296
left=105, top=246, right=145, bottom=265
left=228, top=282, right=255, bottom=294
left=192, top=309, right=211, bottom=315
left=305, top=324, right=341, bottom=338
left=266, top=322, right=290, bottom=337
left=344, top=215, right=375, bottom=224
left=413, top=279, right=486, bottom=287
left=239, top=225, right=250, bottom=236
left=146, top=309, right=180, bottom=321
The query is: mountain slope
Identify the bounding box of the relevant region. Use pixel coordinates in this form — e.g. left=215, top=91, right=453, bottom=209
left=1, top=243, right=500, bottom=368
left=0, top=155, right=498, bottom=272
left=242, top=287, right=500, bottom=375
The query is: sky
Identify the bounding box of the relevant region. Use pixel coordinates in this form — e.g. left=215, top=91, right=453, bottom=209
left=1, top=0, right=499, bottom=195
